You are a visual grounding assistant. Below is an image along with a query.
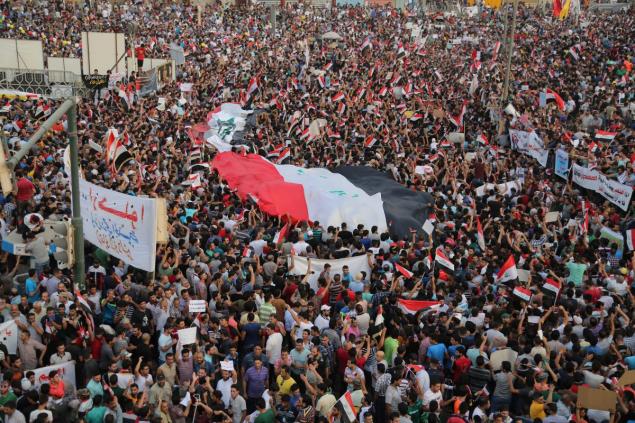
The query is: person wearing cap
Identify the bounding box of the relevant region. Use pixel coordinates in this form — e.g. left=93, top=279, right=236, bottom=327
left=314, top=304, right=331, bottom=331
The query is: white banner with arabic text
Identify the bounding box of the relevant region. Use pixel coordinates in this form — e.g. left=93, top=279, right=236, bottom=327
left=32, top=360, right=76, bottom=390
left=572, top=164, right=600, bottom=191
left=598, top=174, right=633, bottom=212
left=509, top=129, right=548, bottom=167
left=78, top=179, right=157, bottom=271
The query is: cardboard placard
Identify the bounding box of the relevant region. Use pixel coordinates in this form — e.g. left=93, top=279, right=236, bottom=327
left=517, top=269, right=530, bottom=283
left=544, top=212, right=560, bottom=223
left=618, top=370, right=635, bottom=387
left=576, top=386, right=617, bottom=412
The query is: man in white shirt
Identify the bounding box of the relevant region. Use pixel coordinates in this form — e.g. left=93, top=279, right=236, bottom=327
left=216, top=369, right=238, bottom=409
left=249, top=234, right=268, bottom=257
left=230, top=385, right=247, bottom=423
left=265, top=325, right=283, bottom=364
left=423, top=382, right=443, bottom=407
left=314, top=305, right=331, bottom=331
left=49, top=343, right=72, bottom=365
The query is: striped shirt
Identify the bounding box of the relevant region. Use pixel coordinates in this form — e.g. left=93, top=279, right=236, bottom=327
left=329, top=280, right=343, bottom=305
left=376, top=373, right=392, bottom=396
left=259, top=302, right=276, bottom=325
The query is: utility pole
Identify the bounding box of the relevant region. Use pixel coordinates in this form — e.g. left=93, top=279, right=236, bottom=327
left=5, top=99, right=86, bottom=291
left=498, top=0, right=519, bottom=134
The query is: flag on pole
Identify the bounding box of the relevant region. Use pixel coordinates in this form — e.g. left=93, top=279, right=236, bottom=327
left=594, top=130, right=617, bottom=142
left=542, top=278, right=561, bottom=297
left=496, top=255, right=518, bottom=283
left=360, top=36, right=372, bottom=51
left=434, top=247, right=455, bottom=272
left=276, top=148, right=291, bottom=164
left=513, top=286, right=532, bottom=302
left=336, top=392, right=357, bottom=423
left=545, top=89, right=566, bottom=111
left=478, top=134, right=489, bottom=146
left=553, top=0, right=563, bottom=17
left=559, top=0, right=571, bottom=19
left=395, top=263, right=414, bottom=279
left=364, top=135, right=376, bottom=148
left=318, top=76, right=326, bottom=89
left=626, top=229, right=635, bottom=251
left=476, top=217, right=486, bottom=251
left=273, top=223, right=290, bottom=244
left=332, top=92, right=345, bottom=102
left=398, top=299, right=441, bottom=315
left=247, top=77, right=259, bottom=96
left=449, top=101, right=467, bottom=128
left=337, top=102, right=346, bottom=115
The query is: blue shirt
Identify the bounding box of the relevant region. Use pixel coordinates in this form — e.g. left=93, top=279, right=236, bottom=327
left=427, top=343, right=448, bottom=366
left=244, top=366, right=268, bottom=398
left=25, top=277, right=40, bottom=303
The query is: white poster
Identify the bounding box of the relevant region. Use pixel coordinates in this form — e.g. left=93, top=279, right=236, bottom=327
left=572, top=164, right=600, bottom=191
left=555, top=149, right=569, bottom=179
left=32, top=361, right=76, bottom=390
left=177, top=327, right=197, bottom=345
left=0, top=320, right=17, bottom=354
left=509, top=129, right=548, bottom=167
left=78, top=179, right=157, bottom=271
left=188, top=300, right=207, bottom=313
left=475, top=180, right=522, bottom=197
left=288, top=254, right=372, bottom=292
left=598, top=174, right=633, bottom=212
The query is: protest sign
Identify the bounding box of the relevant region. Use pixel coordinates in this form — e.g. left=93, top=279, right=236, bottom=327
left=288, top=254, right=372, bottom=292
left=517, top=269, right=530, bottom=283
left=78, top=179, right=158, bottom=271
left=618, top=370, right=635, bottom=387
left=221, top=360, right=235, bottom=372
left=188, top=300, right=207, bottom=313
left=177, top=327, right=197, bottom=345
left=544, top=212, right=560, bottom=223
left=0, top=320, right=17, bottom=354
left=422, top=220, right=434, bottom=235
left=577, top=386, right=617, bottom=412
left=509, top=129, right=548, bottom=167
left=32, top=361, right=76, bottom=390
left=572, top=164, right=600, bottom=191
left=554, top=149, right=569, bottom=179
left=597, top=173, right=632, bottom=212
left=490, top=349, right=517, bottom=371
left=82, top=74, right=109, bottom=90
left=600, top=226, right=624, bottom=255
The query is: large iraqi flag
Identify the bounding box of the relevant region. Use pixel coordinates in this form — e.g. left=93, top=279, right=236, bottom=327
left=212, top=153, right=433, bottom=239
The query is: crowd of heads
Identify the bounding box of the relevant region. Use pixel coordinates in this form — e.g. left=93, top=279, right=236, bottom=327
left=0, top=0, right=634, bottom=423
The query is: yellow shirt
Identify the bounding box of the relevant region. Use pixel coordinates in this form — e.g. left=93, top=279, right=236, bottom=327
left=530, top=401, right=546, bottom=420
left=276, top=375, right=297, bottom=395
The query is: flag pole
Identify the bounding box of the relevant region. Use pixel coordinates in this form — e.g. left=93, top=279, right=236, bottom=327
left=498, top=0, right=519, bottom=135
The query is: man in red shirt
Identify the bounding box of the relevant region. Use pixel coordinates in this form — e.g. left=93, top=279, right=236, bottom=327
left=15, top=170, right=35, bottom=206
left=452, top=347, right=471, bottom=383
left=135, top=44, right=146, bottom=69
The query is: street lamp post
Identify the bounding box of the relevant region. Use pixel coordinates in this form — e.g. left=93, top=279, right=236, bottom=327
left=6, top=99, right=86, bottom=291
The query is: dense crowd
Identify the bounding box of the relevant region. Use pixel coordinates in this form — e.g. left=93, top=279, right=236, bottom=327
left=0, top=0, right=634, bottom=423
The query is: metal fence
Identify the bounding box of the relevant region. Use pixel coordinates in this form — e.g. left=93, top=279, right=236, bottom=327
left=0, top=67, right=91, bottom=98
